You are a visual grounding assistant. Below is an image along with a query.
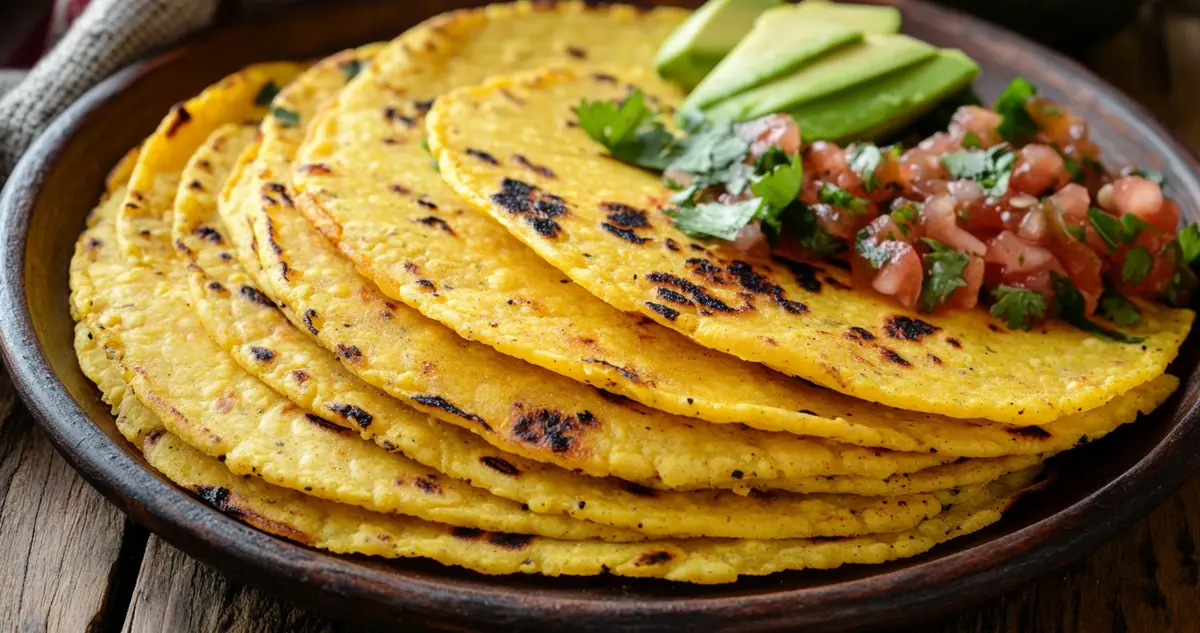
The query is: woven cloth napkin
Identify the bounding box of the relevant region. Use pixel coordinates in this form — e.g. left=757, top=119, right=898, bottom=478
left=0, top=0, right=293, bottom=181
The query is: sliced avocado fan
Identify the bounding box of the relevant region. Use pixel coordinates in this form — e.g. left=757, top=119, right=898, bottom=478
left=655, top=0, right=782, bottom=90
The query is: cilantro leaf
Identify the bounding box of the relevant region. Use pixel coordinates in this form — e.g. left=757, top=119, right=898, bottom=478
left=1097, top=286, right=1141, bottom=327
left=989, top=285, right=1046, bottom=330
left=576, top=90, right=676, bottom=170
left=993, top=77, right=1039, bottom=144
left=752, top=154, right=804, bottom=242
left=1065, top=225, right=1086, bottom=242
left=1177, top=224, right=1200, bottom=266
left=941, top=144, right=1016, bottom=198
left=1087, top=208, right=1123, bottom=251
left=1166, top=265, right=1198, bottom=307
left=1050, top=271, right=1144, bottom=342
left=817, top=182, right=869, bottom=215
left=1121, top=213, right=1151, bottom=241
left=961, top=131, right=982, bottom=149
left=668, top=198, right=761, bottom=241
left=1130, top=169, right=1166, bottom=187
left=918, top=238, right=969, bottom=313
left=890, top=204, right=919, bottom=236
left=1122, top=246, right=1154, bottom=283
left=255, top=81, right=280, bottom=107
left=847, top=144, right=884, bottom=192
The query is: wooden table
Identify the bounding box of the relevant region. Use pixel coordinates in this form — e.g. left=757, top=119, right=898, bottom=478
left=4, top=12, right=1200, bottom=633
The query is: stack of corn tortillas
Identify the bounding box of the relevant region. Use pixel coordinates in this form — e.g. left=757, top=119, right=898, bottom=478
left=70, top=1, right=1191, bottom=584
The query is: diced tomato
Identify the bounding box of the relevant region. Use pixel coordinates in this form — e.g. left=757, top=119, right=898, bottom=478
left=1105, top=176, right=1176, bottom=233
left=947, top=255, right=985, bottom=309
left=985, top=230, right=1063, bottom=275
left=920, top=194, right=987, bottom=256
left=949, top=106, right=1003, bottom=147
left=738, top=114, right=801, bottom=158
left=812, top=202, right=864, bottom=240
left=852, top=215, right=923, bottom=309
left=1009, top=144, right=1067, bottom=196
left=731, top=221, right=771, bottom=260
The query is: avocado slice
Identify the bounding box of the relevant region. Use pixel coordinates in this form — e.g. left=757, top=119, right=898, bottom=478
left=654, top=0, right=782, bottom=90
left=682, top=16, right=862, bottom=112
left=788, top=49, right=982, bottom=142
left=703, top=34, right=938, bottom=122
left=788, top=1, right=902, bottom=34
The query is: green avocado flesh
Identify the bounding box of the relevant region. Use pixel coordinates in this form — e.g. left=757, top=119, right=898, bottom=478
left=703, top=34, right=938, bottom=122
left=682, top=12, right=862, bottom=112
left=788, top=1, right=902, bottom=34
left=654, top=0, right=782, bottom=90
left=787, top=49, right=982, bottom=143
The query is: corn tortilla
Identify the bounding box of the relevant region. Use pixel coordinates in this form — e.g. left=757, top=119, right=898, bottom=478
left=429, top=65, right=1194, bottom=425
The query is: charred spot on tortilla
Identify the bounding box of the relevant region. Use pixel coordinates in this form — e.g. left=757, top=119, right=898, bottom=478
left=414, top=214, right=455, bottom=236
left=187, top=179, right=204, bottom=191
left=165, top=104, right=192, bottom=137
left=194, top=225, right=222, bottom=243
left=600, top=222, right=651, bottom=244
left=414, top=476, right=442, bottom=495
left=326, top=402, right=374, bottom=428
left=664, top=238, right=680, bottom=251
left=303, top=413, right=354, bottom=436
left=783, top=260, right=823, bottom=293
left=389, top=184, right=411, bottom=195
left=846, top=327, right=876, bottom=343
left=928, top=353, right=944, bottom=366
left=593, top=72, right=618, bottom=83
left=655, top=287, right=693, bottom=306
left=513, top=153, right=556, bottom=178
left=480, top=456, right=521, bottom=477
left=511, top=408, right=595, bottom=454
left=636, top=551, right=674, bottom=566
left=416, top=198, right=439, bottom=210
left=288, top=369, right=309, bottom=385
left=882, top=348, right=912, bottom=367
left=206, top=281, right=225, bottom=292
left=237, top=285, right=276, bottom=309
left=302, top=308, right=320, bottom=335
left=193, top=485, right=239, bottom=515
left=410, top=394, right=490, bottom=430
left=466, top=148, right=500, bottom=165
left=645, top=301, right=679, bottom=321
left=947, top=337, right=963, bottom=348
left=248, top=346, right=275, bottom=363
left=645, top=272, right=735, bottom=312
left=415, top=279, right=437, bottom=292
left=413, top=99, right=435, bottom=114
left=885, top=316, right=942, bottom=342
left=336, top=344, right=363, bottom=361
left=566, top=45, right=587, bottom=59
left=601, top=202, right=650, bottom=228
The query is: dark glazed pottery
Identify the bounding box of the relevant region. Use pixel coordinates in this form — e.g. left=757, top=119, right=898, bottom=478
left=1, top=1, right=1199, bottom=631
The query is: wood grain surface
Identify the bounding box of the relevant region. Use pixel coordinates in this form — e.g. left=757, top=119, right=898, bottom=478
left=4, top=8, right=1200, bottom=633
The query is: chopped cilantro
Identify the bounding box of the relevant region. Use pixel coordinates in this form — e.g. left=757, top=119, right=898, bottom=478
left=993, top=77, right=1040, bottom=144
left=1122, top=246, right=1154, bottom=283
left=272, top=106, right=300, bottom=128
left=1121, top=213, right=1152, bottom=241
left=576, top=90, right=675, bottom=170
left=989, top=285, right=1046, bottom=330
left=890, top=204, right=919, bottom=236
left=752, top=154, right=804, bottom=242
left=941, top=144, right=1016, bottom=198
left=1176, top=224, right=1200, bottom=266
left=846, top=143, right=885, bottom=192
left=790, top=205, right=846, bottom=256
left=1050, top=271, right=1144, bottom=342
left=817, top=182, right=869, bottom=215
left=1097, top=285, right=1141, bottom=327
left=961, top=131, right=982, bottom=149
left=918, top=238, right=969, bottom=313
left=855, top=229, right=893, bottom=270
left=1065, top=225, right=1086, bottom=242
left=340, top=59, right=364, bottom=81
left=1054, top=146, right=1083, bottom=183
left=1087, top=208, right=1151, bottom=250
left=255, top=81, right=280, bottom=107
left=1130, top=169, right=1167, bottom=187
left=1166, top=265, right=1198, bottom=307
left=668, top=199, right=761, bottom=241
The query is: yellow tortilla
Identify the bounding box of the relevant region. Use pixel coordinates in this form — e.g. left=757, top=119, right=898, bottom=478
left=237, top=63, right=969, bottom=492
left=429, top=65, right=1194, bottom=425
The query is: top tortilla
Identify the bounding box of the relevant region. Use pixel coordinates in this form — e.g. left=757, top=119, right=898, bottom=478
left=428, top=66, right=1195, bottom=424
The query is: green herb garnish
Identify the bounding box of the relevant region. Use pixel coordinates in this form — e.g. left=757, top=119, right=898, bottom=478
left=1087, top=208, right=1153, bottom=251
left=1051, top=271, right=1144, bottom=342
left=1097, top=284, right=1141, bottom=327
left=1175, top=224, right=1200, bottom=266
left=993, top=77, right=1040, bottom=144
left=576, top=89, right=675, bottom=170
left=846, top=143, right=885, bottom=192
left=961, top=131, right=982, bottom=149
left=272, top=106, right=300, bottom=128
left=891, top=204, right=919, bottom=236
left=855, top=229, right=892, bottom=270
left=1122, top=246, right=1154, bottom=284
left=790, top=205, right=846, bottom=256
left=941, top=144, right=1016, bottom=198
left=817, top=182, right=869, bottom=215
left=918, top=238, right=969, bottom=313
left=340, top=59, right=364, bottom=81
left=668, top=199, right=761, bottom=241
left=989, top=285, right=1046, bottom=330
left=1054, top=146, right=1084, bottom=183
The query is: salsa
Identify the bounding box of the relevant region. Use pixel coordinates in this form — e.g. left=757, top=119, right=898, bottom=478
left=577, top=79, right=1199, bottom=336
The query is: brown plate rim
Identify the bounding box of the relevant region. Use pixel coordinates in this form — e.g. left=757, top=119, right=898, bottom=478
left=2, top=1, right=1200, bottom=631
